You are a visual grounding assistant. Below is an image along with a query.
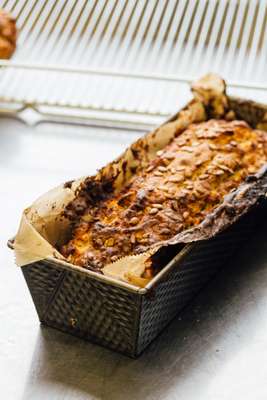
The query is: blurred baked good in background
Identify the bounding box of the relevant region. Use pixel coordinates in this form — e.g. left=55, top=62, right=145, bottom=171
left=0, top=9, right=16, bottom=59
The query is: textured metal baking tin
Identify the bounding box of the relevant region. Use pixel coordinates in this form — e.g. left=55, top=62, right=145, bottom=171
left=9, top=95, right=267, bottom=357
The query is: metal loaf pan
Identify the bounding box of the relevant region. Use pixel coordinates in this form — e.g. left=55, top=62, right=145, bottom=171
left=10, top=96, right=267, bottom=357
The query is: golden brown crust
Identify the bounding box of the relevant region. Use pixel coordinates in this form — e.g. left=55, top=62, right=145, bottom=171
left=61, top=119, right=267, bottom=274
left=0, top=9, right=16, bottom=59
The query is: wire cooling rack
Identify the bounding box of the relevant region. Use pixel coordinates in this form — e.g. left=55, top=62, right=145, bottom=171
left=0, top=0, right=266, bottom=128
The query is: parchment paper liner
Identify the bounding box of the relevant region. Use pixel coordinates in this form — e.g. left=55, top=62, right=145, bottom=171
left=13, top=74, right=267, bottom=287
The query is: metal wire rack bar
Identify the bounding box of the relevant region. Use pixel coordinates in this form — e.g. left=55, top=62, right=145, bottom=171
left=0, top=0, right=266, bottom=127
left=0, top=60, right=267, bottom=91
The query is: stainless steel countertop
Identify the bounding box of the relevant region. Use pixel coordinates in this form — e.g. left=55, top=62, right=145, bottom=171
left=1, top=116, right=267, bottom=400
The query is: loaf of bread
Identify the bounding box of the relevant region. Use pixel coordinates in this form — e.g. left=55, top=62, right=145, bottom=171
left=61, top=119, right=267, bottom=276
left=0, top=9, right=16, bottom=59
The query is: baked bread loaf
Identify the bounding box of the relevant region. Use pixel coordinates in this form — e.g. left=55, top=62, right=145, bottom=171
left=0, top=9, right=16, bottom=59
left=61, top=119, right=267, bottom=275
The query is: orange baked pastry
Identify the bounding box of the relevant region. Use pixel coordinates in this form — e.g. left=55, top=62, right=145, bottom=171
left=0, top=9, right=16, bottom=59
left=61, top=119, right=267, bottom=274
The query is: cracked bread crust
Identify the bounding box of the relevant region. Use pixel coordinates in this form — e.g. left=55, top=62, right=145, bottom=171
left=61, top=119, right=267, bottom=274
left=0, top=9, right=16, bottom=59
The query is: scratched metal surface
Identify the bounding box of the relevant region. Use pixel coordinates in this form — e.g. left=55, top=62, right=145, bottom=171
left=1, top=116, right=267, bottom=400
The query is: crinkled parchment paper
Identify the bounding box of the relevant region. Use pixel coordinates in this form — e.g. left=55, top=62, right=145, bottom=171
left=13, top=74, right=267, bottom=287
